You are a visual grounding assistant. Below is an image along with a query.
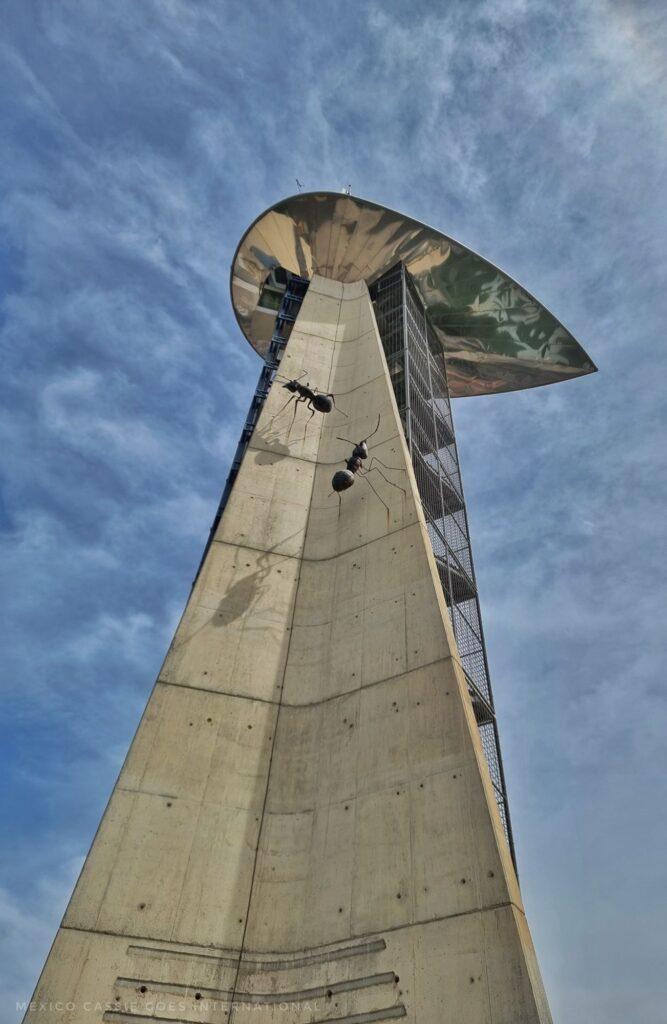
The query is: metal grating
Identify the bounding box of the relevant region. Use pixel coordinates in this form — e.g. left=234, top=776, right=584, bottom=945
left=370, top=263, right=517, bottom=868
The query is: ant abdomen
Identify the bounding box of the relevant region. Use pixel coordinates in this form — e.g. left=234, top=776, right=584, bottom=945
left=312, top=394, right=334, bottom=413
left=332, top=469, right=355, bottom=492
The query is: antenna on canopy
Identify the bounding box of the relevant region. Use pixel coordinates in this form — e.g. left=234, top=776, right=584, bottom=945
left=341, top=184, right=352, bottom=195
left=295, top=178, right=303, bottom=191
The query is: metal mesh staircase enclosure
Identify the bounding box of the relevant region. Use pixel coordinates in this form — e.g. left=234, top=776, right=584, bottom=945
left=370, top=263, right=516, bottom=867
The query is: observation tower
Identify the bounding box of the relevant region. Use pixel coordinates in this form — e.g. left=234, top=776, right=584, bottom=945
left=26, top=193, right=595, bottom=1024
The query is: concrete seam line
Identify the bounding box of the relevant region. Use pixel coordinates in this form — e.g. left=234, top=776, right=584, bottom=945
left=211, top=514, right=419, bottom=564
left=225, top=288, right=343, bottom=1024
left=61, top=901, right=525, bottom=954
left=155, top=652, right=459, bottom=709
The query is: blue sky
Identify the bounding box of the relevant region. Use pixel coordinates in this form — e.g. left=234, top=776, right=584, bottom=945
left=1, top=1, right=666, bottom=1021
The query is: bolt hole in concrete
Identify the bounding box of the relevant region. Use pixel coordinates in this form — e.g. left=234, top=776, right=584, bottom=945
left=326, top=990, right=332, bottom=999
left=195, top=993, right=202, bottom=1001
left=166, top=802, right=172, bottom=807
left=138, top=903, right=146, bottom=910
left=394, top=975, right=400, bottom=984
left=139, top=987, right=147, bottom=994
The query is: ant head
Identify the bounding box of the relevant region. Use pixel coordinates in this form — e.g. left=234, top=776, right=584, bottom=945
left=277, top=370, right=307, bottom=393
left=336, top=415, right=379, bottom=459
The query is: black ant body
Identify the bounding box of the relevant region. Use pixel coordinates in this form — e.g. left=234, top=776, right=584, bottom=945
left=331, top=415, right=406, bottom=514
left=271, top=372, right=346, bottom=431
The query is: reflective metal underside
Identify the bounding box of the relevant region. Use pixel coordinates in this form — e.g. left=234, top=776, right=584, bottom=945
left=231, top=192, right=596, bottom=398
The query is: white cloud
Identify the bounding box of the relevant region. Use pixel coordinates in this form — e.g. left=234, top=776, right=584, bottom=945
left=0, top=860, right=83, bottom=1023
left=1, top=1, right=666, bottom=1021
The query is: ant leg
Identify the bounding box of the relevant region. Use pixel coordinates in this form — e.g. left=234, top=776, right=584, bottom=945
left=268, top=394, right=295, bottom=424
left=361, top=473, right=389, bottom=513
left=287, top=395, right=303, bottom=436
left=330, top=394, right=348, bottom=418
left=367, top=456, right=405, bottom=473
left=328, top=490, right=343, bottom=519
left=302, top=400, right=316, bottom=437
left=366, top=465, right=406, bottom=496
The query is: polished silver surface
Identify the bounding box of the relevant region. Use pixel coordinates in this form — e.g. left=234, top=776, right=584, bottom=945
left=231, top=192, right=596, bottom=398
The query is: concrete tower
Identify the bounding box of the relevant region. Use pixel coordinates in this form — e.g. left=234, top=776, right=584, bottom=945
left=26, top=194, right=595, bottom=1024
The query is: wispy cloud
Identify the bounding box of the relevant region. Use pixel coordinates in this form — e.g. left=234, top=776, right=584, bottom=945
left=1, top=1, right=666, bottom=1021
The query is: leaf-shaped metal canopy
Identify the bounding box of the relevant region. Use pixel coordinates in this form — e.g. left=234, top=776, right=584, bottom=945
left=230, top=192, right=596, bottom=397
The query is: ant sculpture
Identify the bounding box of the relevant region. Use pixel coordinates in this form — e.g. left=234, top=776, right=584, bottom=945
left=270, top=371, right=346, bottom=432
left=331, top=414, right=406, bottom=514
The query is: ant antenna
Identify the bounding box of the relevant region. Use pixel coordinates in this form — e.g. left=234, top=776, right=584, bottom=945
left=336, top=414, right=381, bottom=447
left=275, top=370, right=307, bottom=383
left=366, top=413, right=381, bottom=441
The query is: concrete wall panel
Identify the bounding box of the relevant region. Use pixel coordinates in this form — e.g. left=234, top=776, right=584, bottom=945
left=26, top=275, right=551, bottom=1024
left=161, top=541, right=298, bottom=702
